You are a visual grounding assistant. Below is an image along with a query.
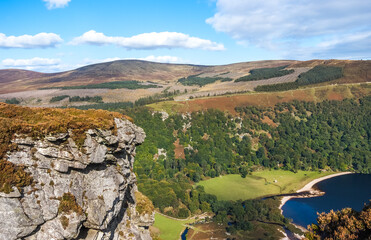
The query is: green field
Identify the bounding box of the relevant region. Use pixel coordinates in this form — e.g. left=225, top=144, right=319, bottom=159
left=197, top=170, right=333, bottom=201
left=153, top=213, right=195, bottom=240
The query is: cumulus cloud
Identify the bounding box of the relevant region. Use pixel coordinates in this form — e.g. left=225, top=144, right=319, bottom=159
left=0, top=33, right=62, bottom=49
left=140, top=55, right=184, bottom=63
left=207, top=0, right=371, bottom=58
left=2, top=57, right=61, bottom=67
left=43, top=0, right=71, bottom=9
left=81, top=55, right=185, bottom=66
left=0, top=57, right=67, bottom=72
left=298, top=32, right=371, bottom=59
left=71, top=30, right=225, bottom=51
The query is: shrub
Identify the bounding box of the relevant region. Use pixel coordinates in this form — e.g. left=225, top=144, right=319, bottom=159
left=50, top=95, right=69, bottom=103
left=178, top=74, right=232, bottom=86
left=0, top=160, right=33, bottom=193
left=5, top=98, right=20, bottom=105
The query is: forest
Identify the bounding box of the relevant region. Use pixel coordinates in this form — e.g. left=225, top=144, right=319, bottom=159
left=70, top=89, right=183, bottom=110
left=178, top=74, right=232, bottom=86
left=235, top=66, right=294, bottom=82
left=255, top=65, right=343, bottom=92
left=120, top=95, right=370, bottom=229
left=41, top=80, right=160, bottom=90
left=50, top=95, right=103, bottom=103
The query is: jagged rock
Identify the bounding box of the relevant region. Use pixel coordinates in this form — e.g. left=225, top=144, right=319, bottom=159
left=0, top=118, right=154, bottom=240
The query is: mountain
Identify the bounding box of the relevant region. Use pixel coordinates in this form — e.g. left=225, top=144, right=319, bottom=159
left=1, top=59, right=370, bottom=109
left=0, top=60, right=296, bottom=94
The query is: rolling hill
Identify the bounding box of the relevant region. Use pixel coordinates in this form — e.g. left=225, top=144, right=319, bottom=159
left=0, top=60, right=296, bottom=94
left=0, top=59, right=370, bottom=108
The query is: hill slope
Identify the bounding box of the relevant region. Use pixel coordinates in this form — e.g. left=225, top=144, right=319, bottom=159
left=0, top=60, right=296, bottom=94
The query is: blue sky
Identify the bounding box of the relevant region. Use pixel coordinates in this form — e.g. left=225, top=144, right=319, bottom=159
left=0, top=0, right=370, bottom=72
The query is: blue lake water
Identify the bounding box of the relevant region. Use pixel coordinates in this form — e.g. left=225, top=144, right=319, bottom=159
left=282, top=174, right=371, bottom=228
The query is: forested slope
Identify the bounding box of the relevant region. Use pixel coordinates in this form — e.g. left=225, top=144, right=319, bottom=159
left=122, top=96, right=371, bottom=219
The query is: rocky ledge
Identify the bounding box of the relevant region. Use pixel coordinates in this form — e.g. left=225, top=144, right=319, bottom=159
left=0, top=116, right=154, bottom=240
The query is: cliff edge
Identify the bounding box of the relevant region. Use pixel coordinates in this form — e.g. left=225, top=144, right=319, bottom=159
left=0, top=103, right=154, bottom=240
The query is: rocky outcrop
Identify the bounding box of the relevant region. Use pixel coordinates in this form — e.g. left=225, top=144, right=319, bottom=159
left=0, top=118, right=154, bottom=240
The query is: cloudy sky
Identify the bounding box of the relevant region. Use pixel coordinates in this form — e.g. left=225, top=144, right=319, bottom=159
left=0, top=0, right=370, bottom=72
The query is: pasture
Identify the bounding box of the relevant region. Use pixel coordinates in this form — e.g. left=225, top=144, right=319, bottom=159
left=197, top=170, right=332, bottom=201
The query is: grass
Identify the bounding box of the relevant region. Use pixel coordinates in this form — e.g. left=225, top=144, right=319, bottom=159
left=147, top=101, right=183, bottom=115
left=153, top=213, right=195, bottom=240
left=197, top=170, right=333, bottom=201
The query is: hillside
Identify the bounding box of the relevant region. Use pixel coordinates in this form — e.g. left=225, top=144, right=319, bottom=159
left=0, top=60, right=296, bottom=94
left=1, top=59, right=370, bottom=110
left=149, top=83, right=371, bottom=114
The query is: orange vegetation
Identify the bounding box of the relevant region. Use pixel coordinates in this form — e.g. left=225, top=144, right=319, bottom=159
left=0, top=102, right=130, bottom=159
left=168, top=84, right=370, bottom=114
left=307, top=202, right=371, bottom=240
left=173, top=139, right=185, bottom=159
left=290, top=59, right=371, bottom=84
left=261, top=116, right=278, bottom=127
left=0, top=160, right=33, bottom=193
left=58, top=192, right=83, bottom=215
left=135, top=191, right=155, bottom=215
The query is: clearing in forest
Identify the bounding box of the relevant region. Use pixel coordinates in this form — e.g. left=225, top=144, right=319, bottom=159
left=197, top=170, right=332, bottom=201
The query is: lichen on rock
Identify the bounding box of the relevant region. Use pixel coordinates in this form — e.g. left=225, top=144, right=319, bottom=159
left=0, top=103, right=154, bottom=240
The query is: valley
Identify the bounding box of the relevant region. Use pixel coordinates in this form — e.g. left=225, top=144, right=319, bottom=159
left=1, top=59, right=370, bottom=240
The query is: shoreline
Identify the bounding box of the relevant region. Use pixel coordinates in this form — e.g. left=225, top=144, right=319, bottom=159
left=279, top=172, right=353, bottom=212
left=278, top=171, right=353, bottom=239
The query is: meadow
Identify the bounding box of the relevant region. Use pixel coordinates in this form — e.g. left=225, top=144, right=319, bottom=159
left=197, top=170, right=333, bottom=201
left=153, top=213, right=195, bottom=240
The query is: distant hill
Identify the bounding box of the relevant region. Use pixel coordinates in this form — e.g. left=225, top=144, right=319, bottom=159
left=0, top=60, right=296, bottom=94
left=0, top=59, right=370, bottom=97
left=0, top=69, right=46, bottom=84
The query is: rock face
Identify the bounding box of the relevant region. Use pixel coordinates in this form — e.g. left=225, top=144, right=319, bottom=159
left=0, top=118, right=154, bottom=240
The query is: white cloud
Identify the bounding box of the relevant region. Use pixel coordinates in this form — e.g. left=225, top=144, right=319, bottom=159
left=207, top=0, right=371, bottom=59
left=1, top=57, right=67, bottom=72
left=0, top=33, right=62, bottom=49
left=71, top=30, right=225, bottom=51
left=298, top=32, right=371, bottom=59
left=81, top=55, right=185, bottom=66
left=2, top=57, right=61, bottom=67
left=140, top=55, right=184, bottom=63
left=43, top=0, right=71, bottom=9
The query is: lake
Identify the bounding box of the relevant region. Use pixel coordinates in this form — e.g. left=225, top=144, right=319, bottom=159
left=282, top=173, right=371, bottom=228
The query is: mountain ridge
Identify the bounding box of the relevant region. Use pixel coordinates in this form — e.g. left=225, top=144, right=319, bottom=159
left=0, top=60, right=296, bottom=94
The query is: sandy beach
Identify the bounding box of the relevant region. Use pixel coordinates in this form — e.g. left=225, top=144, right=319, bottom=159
left=279, top=172, right=353, bottom=211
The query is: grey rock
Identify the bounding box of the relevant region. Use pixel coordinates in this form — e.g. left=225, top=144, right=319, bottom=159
left=0, top=117, right=153, bottom=240
left=0, top=197, right=37, bottom=240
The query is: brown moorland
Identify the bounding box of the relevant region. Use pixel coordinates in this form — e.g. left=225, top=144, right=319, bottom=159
left=0, top=60, right=296, bottom=94
left=149, top=84, right=370, bottom=114
left=290, top=59, right=371, bottom=84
